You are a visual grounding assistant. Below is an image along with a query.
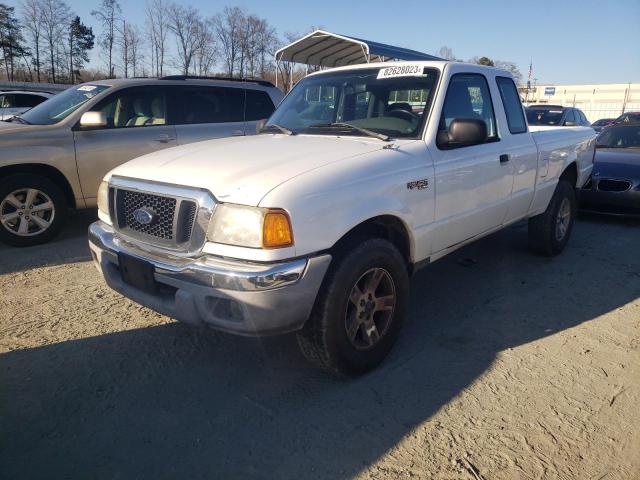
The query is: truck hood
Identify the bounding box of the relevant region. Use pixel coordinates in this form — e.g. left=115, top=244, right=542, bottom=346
left=107, top=134, right=387, bottom=206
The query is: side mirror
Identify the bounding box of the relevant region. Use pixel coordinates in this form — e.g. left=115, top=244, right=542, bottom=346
left=437, top=118, right=488, bottom=149
left=564, top=120, right=577, bottom=127
left=255, top=118, right=267, bottom=133
left=80, top=111, right=107, bottom=128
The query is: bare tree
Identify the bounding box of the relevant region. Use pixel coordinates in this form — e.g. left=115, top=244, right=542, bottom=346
left=20, top=0, right=43, bottom=81
left=167, top=3, right=202, bottom=75
left=435, top=45, right=457, bottom=61
left=212, top=6, right=243, bottom=77
left=40, top=0, right=70, bottom=83
left=126, top=23, right=142, bottom=77
left=92, top=0, right=120, bottom=78
left=117, top=19, right=129, bottom=77
left=193, top=20, right=215, bottom=76
left=145, top=0, right=168, bottom=76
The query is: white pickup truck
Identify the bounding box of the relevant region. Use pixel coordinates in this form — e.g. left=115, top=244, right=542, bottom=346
left=89, top=61, right=595, bottom=375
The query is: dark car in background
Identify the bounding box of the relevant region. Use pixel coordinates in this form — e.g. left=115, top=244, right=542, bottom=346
left=613, top=111, right=640, bottom=125
left=0, top=90, right=53, bottom=120
left=580, top=124, right=640, bottom=216
left=525, top=105, right=591, bottom=127
left=591, top=117, right=615, bottom=133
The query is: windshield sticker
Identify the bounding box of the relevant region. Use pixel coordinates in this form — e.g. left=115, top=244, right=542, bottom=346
left=77, top=85, right=97, bottom=91
left=377, top=65, right=426, bottom=79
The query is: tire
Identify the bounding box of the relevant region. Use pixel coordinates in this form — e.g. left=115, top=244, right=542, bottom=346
left=0, top=174, right=68, bottom=247
left=297, top=238, right=409, bottom=376
left=528, top=180, right=576, bottom=256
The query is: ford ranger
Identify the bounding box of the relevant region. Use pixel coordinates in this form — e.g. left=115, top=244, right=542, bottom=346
left=89, top=61, right=595, bottom=375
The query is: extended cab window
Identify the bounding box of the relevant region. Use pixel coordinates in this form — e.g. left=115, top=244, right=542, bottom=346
left=245, top=89, right=276, bottom=121
left=173, top=86, right=244, bottom=124
left=90, top=87, right=168, bottom=128
left=496, top=77, right=527, bottom=134
left=438, top=73, right=498, bottom=148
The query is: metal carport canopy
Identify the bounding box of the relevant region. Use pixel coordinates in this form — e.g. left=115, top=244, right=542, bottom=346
left=275, top=30, right=442, bottom=68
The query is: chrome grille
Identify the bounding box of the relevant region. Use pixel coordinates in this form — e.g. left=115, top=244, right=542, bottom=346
left=117, top=190, right=177, bottom=240
left=108, top=177, right=217, bottom=256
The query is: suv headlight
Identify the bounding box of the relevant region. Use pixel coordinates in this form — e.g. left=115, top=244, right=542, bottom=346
left=97, top=181, right=109, bottom=217
left=207, top=204, right=293, bottom=249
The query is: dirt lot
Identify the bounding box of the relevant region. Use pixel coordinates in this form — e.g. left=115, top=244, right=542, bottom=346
left=1, top=210, right=639, bottom=480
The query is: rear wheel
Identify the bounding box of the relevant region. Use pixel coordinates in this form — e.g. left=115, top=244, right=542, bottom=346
left=297, top=238, right=409, bottom=376
left=528, top=180, right=576, bottom=256
left=0, top=174, right=67, bottom=247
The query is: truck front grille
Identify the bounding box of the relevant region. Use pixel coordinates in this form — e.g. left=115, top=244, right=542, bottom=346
left=114, top=189, right=198, bottom=248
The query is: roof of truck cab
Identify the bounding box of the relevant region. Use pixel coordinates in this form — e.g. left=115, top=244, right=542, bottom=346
left=305, top=60, right=514, bottom=78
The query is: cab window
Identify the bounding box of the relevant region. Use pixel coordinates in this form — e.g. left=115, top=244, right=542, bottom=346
left=438, top=73, right=498, bottom=147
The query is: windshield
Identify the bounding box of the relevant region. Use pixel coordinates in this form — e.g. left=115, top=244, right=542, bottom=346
left=526, top=108, right=564, bottom=126
left=20, top=84, right=110, bottom=125
left=267, top=67, right=439, bottom=138
left=592, top=119, right=612, bottom=126
left=596, top=125, right=640, bottom=148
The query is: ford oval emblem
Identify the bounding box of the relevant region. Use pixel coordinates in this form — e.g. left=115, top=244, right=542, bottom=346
left=132, top=208, right=155, bottom=225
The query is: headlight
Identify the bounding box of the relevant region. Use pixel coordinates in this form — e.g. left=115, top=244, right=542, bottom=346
left=97, top=181, right=109, bottom=217
left=207, top=204, right=293, bottom=249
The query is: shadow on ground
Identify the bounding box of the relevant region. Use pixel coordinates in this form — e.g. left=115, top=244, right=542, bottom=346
left=1, top=216, right=639, bottom=479
left=0, top=209, right=96, bottom=275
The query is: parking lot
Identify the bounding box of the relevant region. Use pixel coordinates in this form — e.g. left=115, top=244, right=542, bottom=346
left=1, top=211, right=639, bottom=479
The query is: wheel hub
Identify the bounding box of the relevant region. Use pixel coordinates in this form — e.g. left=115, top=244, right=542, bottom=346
left=0, top=188, right=55, bottom=237
left=345, top=267, right=396, bottom=350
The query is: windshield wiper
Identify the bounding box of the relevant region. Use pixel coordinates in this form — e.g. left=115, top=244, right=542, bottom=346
left=6, top=116, right=29, bottom=124
left=260, top=123, right=294, bottom=135
left=307, top=122, right=390, bottom=141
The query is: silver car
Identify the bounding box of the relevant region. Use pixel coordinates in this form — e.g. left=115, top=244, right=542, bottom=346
left=0, top=77, right=283, bottom=246
left=0, top=90, right=53, bottom=121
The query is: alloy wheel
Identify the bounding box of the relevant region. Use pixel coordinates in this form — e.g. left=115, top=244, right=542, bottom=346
left=0, top=188, right=55, bottom=237
left=344, top=267, right=396, bottom=350
left=555, top=197, right=571, bottom=242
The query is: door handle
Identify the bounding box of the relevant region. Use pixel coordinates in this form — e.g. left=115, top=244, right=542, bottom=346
left=499, top=154, right=510, bottom=164
left=231, top=130, right=245, bottom=136
left=155, top=134, right=174, bottom=143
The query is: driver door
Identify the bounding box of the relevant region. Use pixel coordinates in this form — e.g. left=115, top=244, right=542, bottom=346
left=73, top=86, right=177, bottom=204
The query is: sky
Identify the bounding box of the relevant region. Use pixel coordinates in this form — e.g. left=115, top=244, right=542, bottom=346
left=6, top=0, right=640, bottom=85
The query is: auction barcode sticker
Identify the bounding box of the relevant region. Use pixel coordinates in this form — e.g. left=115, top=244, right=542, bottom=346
left=377, top=65, right=426, bottom=79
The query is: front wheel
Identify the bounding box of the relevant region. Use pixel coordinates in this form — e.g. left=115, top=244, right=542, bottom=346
left=297, top=238, right=409, bottom=376
left=0, top=174, right=68, bottom=247
left=528, top=180, right=576, bottom=256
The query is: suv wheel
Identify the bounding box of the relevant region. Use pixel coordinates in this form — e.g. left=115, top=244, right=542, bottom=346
left=297, top=238, right=409, bottom=376
left=0, top=174, right=67, bottom=247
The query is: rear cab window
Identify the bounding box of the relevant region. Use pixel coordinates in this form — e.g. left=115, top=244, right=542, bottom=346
left=496, top=77, right=527, bottom=134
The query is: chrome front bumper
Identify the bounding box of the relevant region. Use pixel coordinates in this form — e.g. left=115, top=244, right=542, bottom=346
left=88, top=221, right=331, bottom=336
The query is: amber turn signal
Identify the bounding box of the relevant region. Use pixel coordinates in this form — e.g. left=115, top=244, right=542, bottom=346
left=262, top=210, right=294, bottom=248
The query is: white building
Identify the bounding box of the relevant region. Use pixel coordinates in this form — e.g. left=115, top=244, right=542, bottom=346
left=519, top=82, right=640, bottom=122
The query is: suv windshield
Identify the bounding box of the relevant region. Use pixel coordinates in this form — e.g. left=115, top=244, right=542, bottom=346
left=20, top=84, right=110, bottom=125
left=526, top=108, right=564, bottom=126
left=266, top=67, right=439, bottom=138
left=596, top=125, right=640, bottom=148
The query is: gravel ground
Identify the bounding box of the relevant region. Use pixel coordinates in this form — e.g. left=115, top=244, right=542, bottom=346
left=1, top=210, right=639, bottom=480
